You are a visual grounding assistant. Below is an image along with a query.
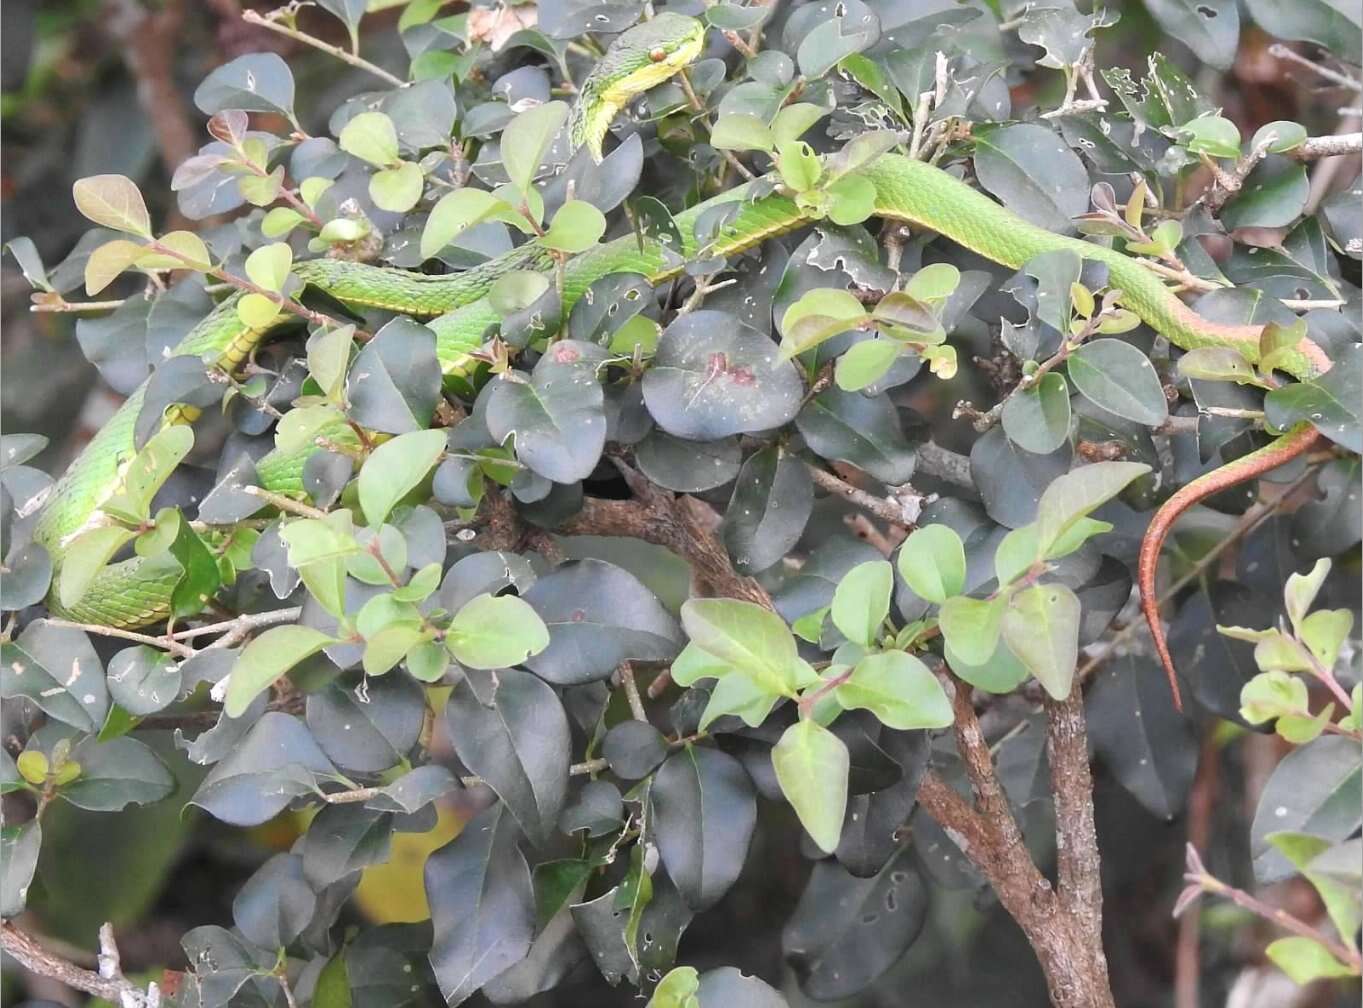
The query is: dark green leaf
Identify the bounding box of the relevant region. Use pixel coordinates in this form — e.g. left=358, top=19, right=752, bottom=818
left=643, top=312, right=804, bottom=440
left=348, top=318, right=441, bottom=434
left=59, top=735, right=174, bottom=811
left=445, top=669, right=569, bottom=846
left=107, top=645, right=181, bottom=716
left=191, top=712, right=337, bottom=826
left=1, top=820, right=40, bottom=917
left=1222, top=156, right=1309, bottom=230
left=1067, top=339, right=1169, bottom=426
left=307, top=674, right=425, bottom=773
left=969, top=426, right=1074, bottom=528
left=635, top=432, right=742, bottom=492
left=973, top=124, right=1090, bottom=233
left=233, top=852, right=317, bottom=949
left=1242, top=0, right=1361, bottom=64
left=651, top=746, right=757, bottom=909
left=723, top=446, right=813, bottom=575
left=781, top=851, right=928, bottom=1000
left=1142, top=0, right=1238, bottom=70
left=795, top=388, right=916, bottom=485
left=0, top=621, right=107, bottom=732
left=486, top=341, right=608, bottom=483
left=426, top=803, right=535, bottom=1005
left=602, top=720, right=668, bottom=780
left=1264, top=343, right=1361, bottom=453
left=301, top=804, right=395, bottom=887
left=193, top=53, right=297, bottom=119
left=1087, top=655, right=1197, bottom=819
left=523, top=559, right=682, bottom=685
left=1251, top=736, right=1361, bottom=882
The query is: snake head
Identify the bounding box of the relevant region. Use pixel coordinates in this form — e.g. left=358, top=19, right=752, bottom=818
left=570, top=13, right=707, bottom=162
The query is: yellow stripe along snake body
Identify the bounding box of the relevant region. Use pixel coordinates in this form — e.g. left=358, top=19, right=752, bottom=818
left=33, top=15, right=1334, bottom=706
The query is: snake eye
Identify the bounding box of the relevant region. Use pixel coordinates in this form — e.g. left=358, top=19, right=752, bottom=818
left=649, top=46, right=667, bottom=62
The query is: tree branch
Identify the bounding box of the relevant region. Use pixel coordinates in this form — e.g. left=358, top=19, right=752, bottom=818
left=915, top=441, right=973, bottom=488
left=1, top=922, right=162, bottom=1006
left=1292, top=131, right=1363, bottom=159
left=241, top=9, right=405, bottom=88
left=1044, top=684, right=1113, bottom=996
left=805, top=463, right=920, bottom=528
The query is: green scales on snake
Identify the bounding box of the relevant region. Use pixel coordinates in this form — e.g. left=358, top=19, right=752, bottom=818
left=34, top=13, right=1334, bottom=708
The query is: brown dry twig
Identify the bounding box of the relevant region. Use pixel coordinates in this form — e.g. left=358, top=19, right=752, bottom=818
left=1, top=921, right=165, bottom=1006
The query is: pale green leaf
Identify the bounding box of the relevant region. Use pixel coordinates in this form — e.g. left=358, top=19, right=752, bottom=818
left=72, top=174, right=152, bottom=237
left=501, top=101, right=569, bottom=195
left=358, top=428, right=446, bottom=527
left=1034, top=461, right=1150, bottom=557
left=939, top=595, right=1005, bottom=668
left=1001, top=583, right=1081, bottom=699
left=679, top=598, right=812, bottom=698
left=835, top=651, right=952, bottom=730
left=830, top=560, right=892, bottom=647
left=710, top=114, right=774, bottom=152
left=896, top=525, right=966, bottom=605
left=369, top=161, right=425, bottom=212
left=244, top=242, right=293, bottom=293
left=541, top=200, right=606, bottom=253
left=225, top=626, right=334, bottom=717
left=1264, top=936, right=1355, bottom=985
left=446, top=593, right=550, bottom=669
left=772, top=718, right=848, bottom=854
left=339, top=111, right=400, bottom=166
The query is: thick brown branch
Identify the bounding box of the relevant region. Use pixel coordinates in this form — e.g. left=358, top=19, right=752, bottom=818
left=950, top=683, right=1045, bottom=885
left=557, top=492, right=772, bottom=607
left=1044, top=685, right=1113, bottom=997
left=929, top=682, right=1115, bottom=1008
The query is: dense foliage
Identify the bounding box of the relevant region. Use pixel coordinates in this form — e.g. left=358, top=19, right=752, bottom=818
left=1, top=1, right=1360, bottom=1006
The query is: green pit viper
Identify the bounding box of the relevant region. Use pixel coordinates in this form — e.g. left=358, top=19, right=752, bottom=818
left=34, top=11, right=1334, bottom=707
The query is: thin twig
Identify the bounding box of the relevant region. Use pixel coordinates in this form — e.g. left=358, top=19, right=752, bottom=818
left=42, top=618, right=194, bottom=658
left=319, top=758, right=612, bottom=803
left=30, top=297, right=135, bottom=314
left=678, top=69, right=755, bottom=180
left=176, top=607, right=304, bottom=648
left=242, top=9, right=405, bottom=87
left=1268, top=44, right=1362, bottom=93
left=806, top=464, right=916, bottom=528
left=241, top=485, right=330, bottom=519
left=1185, top=854, right=1362, bottom=972
left=618, top=662, right=648, bottom=722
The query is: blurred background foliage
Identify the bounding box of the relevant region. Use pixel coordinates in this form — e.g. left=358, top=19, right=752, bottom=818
left=0, top=2, right=1357, bottom=1006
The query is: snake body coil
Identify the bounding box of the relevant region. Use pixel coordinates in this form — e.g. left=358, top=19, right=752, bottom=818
left=35, top=16, right=1334, bottom=706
